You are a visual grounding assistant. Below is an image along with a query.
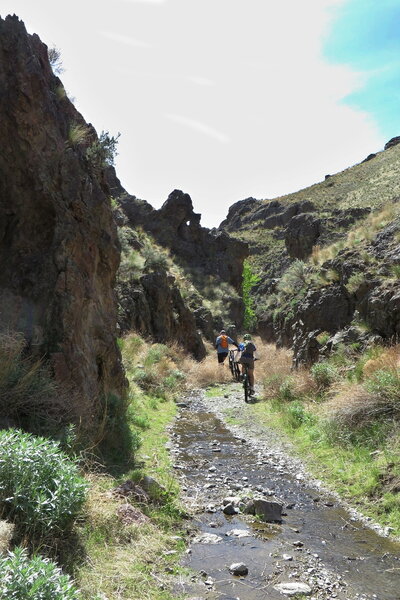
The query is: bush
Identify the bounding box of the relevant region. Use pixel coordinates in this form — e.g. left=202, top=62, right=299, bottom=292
left=0, top=430, right=88, bottom=537
left=0, top=547, right=80, bottom=599
left=86, top=130, right=120, bottom=172
left=311, top=361, right=339, bottom=390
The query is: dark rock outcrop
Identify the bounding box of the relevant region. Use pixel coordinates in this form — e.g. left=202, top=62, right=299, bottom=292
left=285, top=213, right=321, bottom=259
left=118, top=270, right=206, bottom=359
left=116, top=185, right=248, bottom=293
left=0, top=16, right=126, bottom=424
left=384, top=136, right=400, bottom=150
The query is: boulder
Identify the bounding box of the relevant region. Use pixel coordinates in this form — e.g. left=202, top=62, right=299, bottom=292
left=244, top=498, right=283, bottom=522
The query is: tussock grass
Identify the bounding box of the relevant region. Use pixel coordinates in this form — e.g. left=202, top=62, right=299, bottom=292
left=257, top=341, right=400, bottom=533
left=0, top=332, right=73, bottom=434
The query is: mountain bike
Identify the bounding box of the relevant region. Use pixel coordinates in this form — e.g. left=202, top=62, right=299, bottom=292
left=228, top=349, right=241, bottom=381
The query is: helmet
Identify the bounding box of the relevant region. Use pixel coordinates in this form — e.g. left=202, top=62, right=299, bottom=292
left=220, top=329, right=226, bottom=335
left=243, top=333, right=251, bottom=340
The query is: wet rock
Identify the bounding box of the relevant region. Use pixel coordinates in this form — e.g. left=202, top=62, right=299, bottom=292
left=273, top=582, right=312, bottom=595
left=193, top=532, right=222, bottom=544
left=229, top=562, right=249, bottom=576
left=223, top=503, right=238, bottom=515
left=244, top=498, right=283, bottom=522
left=293, top=540, right=304, bottom=547
left=225, top=529, right=251, bottom=538
left=282, top=554, right=293, bottom=561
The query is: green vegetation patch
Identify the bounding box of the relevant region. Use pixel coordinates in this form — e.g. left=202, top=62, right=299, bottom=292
left=0, top=429, right=88, bottom=540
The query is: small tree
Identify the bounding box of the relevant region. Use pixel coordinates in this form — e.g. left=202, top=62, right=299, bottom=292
left=48, top=46, right=64, bottom=75
left=86, top=130, right=121, bottom=173
left=242, top=260, right=261, bottom=330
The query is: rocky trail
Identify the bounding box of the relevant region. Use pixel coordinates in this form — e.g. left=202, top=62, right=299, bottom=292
left=169, top=385, right=400, bottom=600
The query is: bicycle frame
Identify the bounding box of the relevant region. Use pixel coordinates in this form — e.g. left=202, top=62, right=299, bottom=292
left=228, top=349, right=241, bottom=381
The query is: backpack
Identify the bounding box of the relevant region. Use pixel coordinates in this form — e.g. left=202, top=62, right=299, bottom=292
left=220, top=335, right=229, bottom=349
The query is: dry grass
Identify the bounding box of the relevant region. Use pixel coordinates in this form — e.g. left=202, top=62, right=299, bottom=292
left=362, top=345, right=400, bottom=377
left=0, top=332, right=72, bottom=428
left=182, top=348, right=232, bottom=389
left=323, top=347, right=400, bottom=428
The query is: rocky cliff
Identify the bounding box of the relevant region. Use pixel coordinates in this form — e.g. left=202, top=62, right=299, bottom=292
left=220, top=142, right=400, bottom=364
left=0, top=15, right=126, bottom=428
left=108, top=169, right=249, bottom=338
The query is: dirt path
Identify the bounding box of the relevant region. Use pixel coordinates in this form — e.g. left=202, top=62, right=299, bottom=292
left=171, top=385, right=400, bottom=600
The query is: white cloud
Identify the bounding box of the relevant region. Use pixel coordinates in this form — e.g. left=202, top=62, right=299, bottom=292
left=166, top=114, right=230, bottom=144
left=100, top=31, right=152, bottom=48
left=188, top=76, right=215, bottom=87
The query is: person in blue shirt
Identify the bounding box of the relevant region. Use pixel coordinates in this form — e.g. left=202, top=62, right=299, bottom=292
left=215, top=329, right=238, bottom=364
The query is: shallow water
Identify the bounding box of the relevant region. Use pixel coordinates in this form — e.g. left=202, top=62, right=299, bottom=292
left=173, top=398, right=400, bottom=600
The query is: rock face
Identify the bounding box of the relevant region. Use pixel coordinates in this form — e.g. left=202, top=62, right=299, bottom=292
left=113, top=182, right=249, bottom=294
left=118, top=270, right=205, bottom=359
left=0, top=16, right=126, bottom=425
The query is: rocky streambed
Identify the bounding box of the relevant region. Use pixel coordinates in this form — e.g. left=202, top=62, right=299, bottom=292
left=170, top=386, right=400, bottom=600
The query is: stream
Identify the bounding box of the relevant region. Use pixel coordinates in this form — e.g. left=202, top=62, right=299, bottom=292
left=170, top=390, right=400, bottom=600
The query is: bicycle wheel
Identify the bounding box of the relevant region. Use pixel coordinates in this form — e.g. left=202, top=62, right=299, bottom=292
left=228, top=352, right=235, bottom=378
left=243, top=369, right=249, bottom=403
left=234, top=362, right=241, bottom=382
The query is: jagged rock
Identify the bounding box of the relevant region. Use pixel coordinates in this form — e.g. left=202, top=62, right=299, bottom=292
left=285, top=213, right=321, bottom=259
left=115, top=184, right=249, bottom=295
left=296, top=285, right=354, bottom=333
left=118, top=270, right=206, bottom=359
left=384, top=136, right=400, bottom=150
left=0, top=16, right=126, bottom=428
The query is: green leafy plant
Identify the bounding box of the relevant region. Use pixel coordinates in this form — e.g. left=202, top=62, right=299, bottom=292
left=311, top=361, right=339, bottom=390
left=0, top=547, right=80, bottom=600
left=242, top=259, right=261, bottom=330
left=86, top=130, right=120, bottom=172
left=0, top=429, right=88, bottom=538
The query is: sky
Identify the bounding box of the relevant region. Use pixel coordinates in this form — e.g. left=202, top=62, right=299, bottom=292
left=1, top=0, right=398, bottom=227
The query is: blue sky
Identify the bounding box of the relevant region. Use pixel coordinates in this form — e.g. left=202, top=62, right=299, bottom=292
left=324, top=0, right=400, bottom=139
left=0, top=0, right=397, bottom=227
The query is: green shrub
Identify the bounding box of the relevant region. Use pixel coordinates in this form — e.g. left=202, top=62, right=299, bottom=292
left=284, top=401, right=316, bottom=430
left=0, top=547, right=80, bottom=599
left=365, top=369, right=400, bottom=414
left=278, top=378, right=296, bottom=402
left=86, top=130, right=120, bottom=172
left=0, top=430, right=88, bottom=537
left=277, top=260, right=309, bottom=295
left=242, top=260, right=261, bottom=330
left=311, top=361, right=339, bottom=390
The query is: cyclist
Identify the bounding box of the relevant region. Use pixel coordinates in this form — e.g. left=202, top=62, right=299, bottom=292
left=215, top=329, right=238, bottom=364
left=239, top=333, right=257, bottom=395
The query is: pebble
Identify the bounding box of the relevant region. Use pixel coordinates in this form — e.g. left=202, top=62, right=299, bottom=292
left=223, top=503, right=237, bottom=515
left=273, top=582, right=312, bottom=596
left=229, top=562, right=249, bottom=576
